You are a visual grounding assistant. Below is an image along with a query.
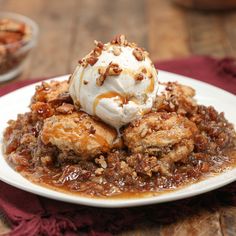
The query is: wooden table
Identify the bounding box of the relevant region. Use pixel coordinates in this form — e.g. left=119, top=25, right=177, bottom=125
left=0, top=0, right=236, bottom=235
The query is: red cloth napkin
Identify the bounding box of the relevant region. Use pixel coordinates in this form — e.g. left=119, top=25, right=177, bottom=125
left=0, top=56, right=235, bottom=236
left=156, top=56, right=236, bottom=94
left=0, top=79, right=46, bottom=97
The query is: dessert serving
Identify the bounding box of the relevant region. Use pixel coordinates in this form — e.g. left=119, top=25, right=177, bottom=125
left=3, top=35, right=236, bottom=198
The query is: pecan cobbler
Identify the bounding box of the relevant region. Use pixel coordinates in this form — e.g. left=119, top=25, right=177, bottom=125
left=3, top=35, right=236, bottom=197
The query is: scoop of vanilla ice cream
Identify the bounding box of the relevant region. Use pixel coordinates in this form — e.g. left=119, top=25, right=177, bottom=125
left=69, top=35, right=158, bottom=128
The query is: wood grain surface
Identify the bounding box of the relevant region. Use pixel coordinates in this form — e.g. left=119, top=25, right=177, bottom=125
left=0, top=0, right=236, bottom=235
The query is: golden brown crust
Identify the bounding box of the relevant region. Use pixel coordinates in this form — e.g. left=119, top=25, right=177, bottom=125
left=40, top=112, right=122, bottom=160
left=32, top=80, right=69, bottom=104
left=153, top=82, right=197, bottom=115
left=123, top=112, right=198, bottom=162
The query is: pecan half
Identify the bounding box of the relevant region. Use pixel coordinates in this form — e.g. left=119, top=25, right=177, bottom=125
left=89, top=125, right=96, bottom=134
left=96, top=75, right=106, bottom=86
left=98, top=67, right=106, bottom=75
left=112, top=46, right=121, bottom=56
left=141, top=68, right=147, bottom=74
left=78, top=59, right=88, bottom=67
left=134, top=73, right=144, bottom=81
left=92, top=46, right=102, bottom=57
left=95, top=155, right=107, bottom=169
left=56, top=103, right=74, bottom=114
left=86, top=56, right=98, bottom=66
left=96, top=63, right=122, bottom=86
left=94, top=40, right=104, bottom=49
left=111, top=34, right=128, bottom=46
left=133, top=48, right=145, bottom=61
left=107, top=63, right=122, bottom=76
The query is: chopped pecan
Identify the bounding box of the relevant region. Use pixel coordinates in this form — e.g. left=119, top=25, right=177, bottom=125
left=56, top=103, right=74, bottom=114
left=134, top=73, right=144, bottom=81
left=112, top=46, right=121, bottom=56
left=95, top=155, right=107, bottom=169
left=49, top=92, right=73, bottom=106
left=95, top=168, right=104, bottom=175
left=86, top=56, right=98, bottom=66
left=98, top=67, right=106, bottom=75
left=133, top=48, right=145, bottom=61
left=96, top=75, right=106, bottom=86
left=31, top=102, right=54, bottom=119
left=94, top=40, right=104, bottom=49
left=107, top=63, right=122, bottom=76
left=41, top=155, right=53, bottom=166
left=111, top=34, right=128, bottom=46
left=92, top=46, right=102, bottom=57
left=96, top=63, right=122, bottom=86
left=127, top=42, right=137, bottom=48
left=140, top=127, right=148, bottom=138
left=78, top=59, right=88, bottom=67
left=141, top=68, right=147, bottom=74
left=89, top=125, right=96, bottom=134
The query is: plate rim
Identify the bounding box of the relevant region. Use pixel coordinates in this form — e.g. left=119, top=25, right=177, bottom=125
left=0, top=71, right=235, bottom=208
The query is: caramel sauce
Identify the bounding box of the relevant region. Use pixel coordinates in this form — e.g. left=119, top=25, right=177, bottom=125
left=91, top=133, right=109, bottom=150
left=145, top=75, right=155, bottom=94
left=79, top=134, right=89, bottom=150
left=78, top=68, right=85, bottom=94
left=117, top=67, right=156, bottom=94
left=92, top=67, right=156, bottom=114
left=3, top=127, right=236, bottom=199
left=17, top=154, right=236, bottom=200
left=93, top=91, right=127, bottom=114
left=43, top=116, right=110, bottom=151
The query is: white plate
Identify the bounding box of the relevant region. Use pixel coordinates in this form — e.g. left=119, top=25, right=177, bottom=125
left=0, top=71, right=236, bottom=208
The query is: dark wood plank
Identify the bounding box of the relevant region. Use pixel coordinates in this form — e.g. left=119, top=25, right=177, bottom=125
left=29, top=0, right=78, bottom=78
left=0, top=0, right=78, bottom=81
left=224, top=11, right=236, bottom=56
left=160, top=210, right=223, bottom=236
left=68, top=0, right=148, bottom=72
left=118, top=221, right=161, bottom=236
left=220, top=206, right=236, bottom=236
left=147, top=0, right=190, bottom=61
left=0, top=217, right=10, bottom=235
left=186, top=10, right=232, bottom=57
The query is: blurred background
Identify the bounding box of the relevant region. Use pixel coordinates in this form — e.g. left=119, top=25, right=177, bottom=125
left=0, top=0, right=236, bottom=82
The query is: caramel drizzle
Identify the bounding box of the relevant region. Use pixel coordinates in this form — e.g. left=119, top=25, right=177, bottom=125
left=91, top=133, right=110, bottom=150
left=145, top=75, right=155, bottom=94
left=79, top=69, right=85, bottom=92
left=93, top=91, right=127, bottom=114
left=75, top=118, right=110, bottom=150
left=80, top=132, right=109, bottom=150
left=45, top=119, right=110, bottom=151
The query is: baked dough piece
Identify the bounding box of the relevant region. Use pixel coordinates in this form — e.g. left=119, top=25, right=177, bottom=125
left=123, top=112, right=198, bottom=162
left=41, top=112, right=122, bottom=160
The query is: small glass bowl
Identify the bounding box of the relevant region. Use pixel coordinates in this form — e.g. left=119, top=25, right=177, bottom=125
left=0, top=12, right=39, bottom=82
